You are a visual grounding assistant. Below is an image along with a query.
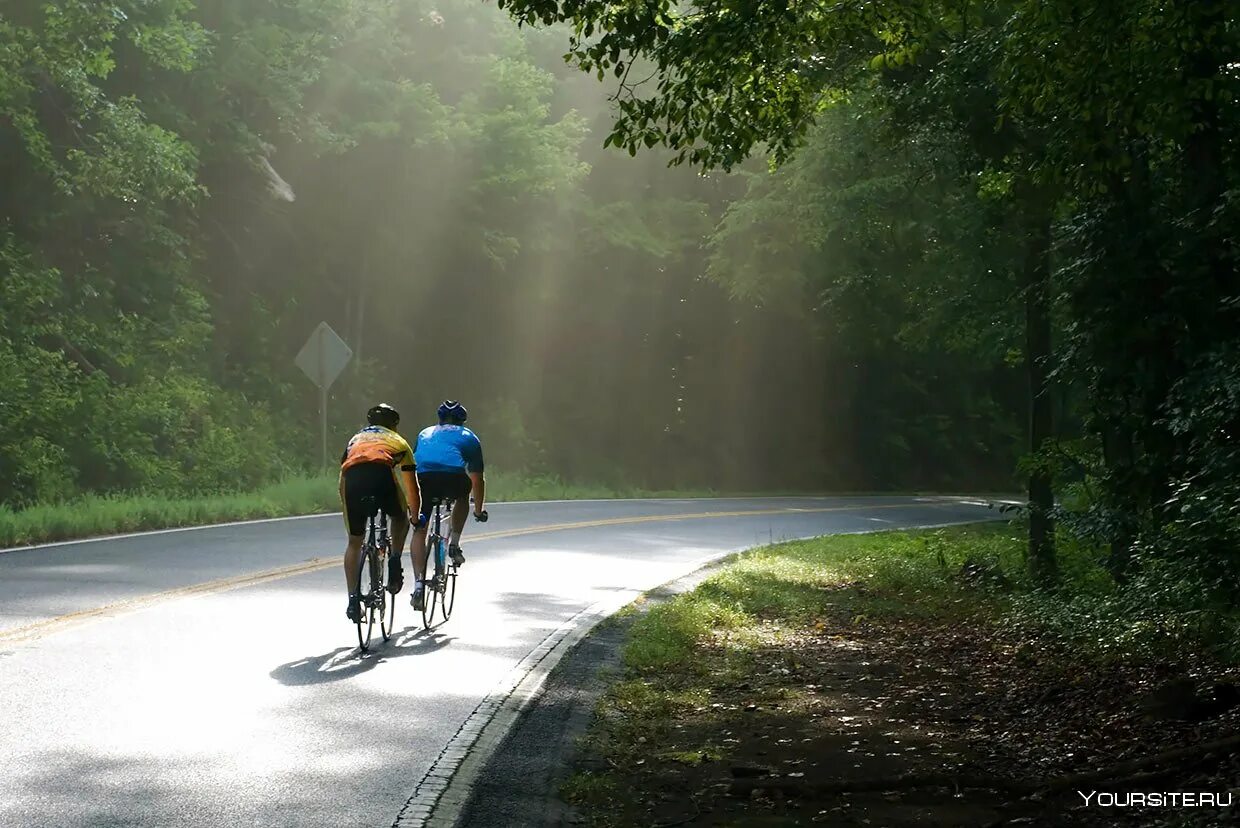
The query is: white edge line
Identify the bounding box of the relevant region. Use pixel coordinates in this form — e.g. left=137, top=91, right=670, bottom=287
left=397, top=515, right=1004, bottom=828
left=0, top=511, right=338, bottom=555
left=0, top=495, right=1021, bottom=556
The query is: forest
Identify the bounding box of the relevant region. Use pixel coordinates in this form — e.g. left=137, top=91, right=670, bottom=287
left=2, top=0, right=1237, bottom=608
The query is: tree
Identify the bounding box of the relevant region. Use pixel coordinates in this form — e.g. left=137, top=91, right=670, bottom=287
left=497, top=0, right=1239, bottom=590
left=707, top=91, right=1026, bottom=491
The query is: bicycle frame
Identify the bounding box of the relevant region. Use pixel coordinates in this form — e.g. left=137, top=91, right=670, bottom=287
left=366, top=510, right=391, bottom=558
left=428, top=499, right=451, bottom=578
left=354, top=504, right=393, bottom=651
left=419, top=497, right=459, bottom=628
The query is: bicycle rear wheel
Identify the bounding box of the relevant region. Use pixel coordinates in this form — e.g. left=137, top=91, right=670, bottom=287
left=355, top=544, right=376, bottom=651
left=372, top=544, right=392, bottom=642
left=381, top=543, right=396, bottom=641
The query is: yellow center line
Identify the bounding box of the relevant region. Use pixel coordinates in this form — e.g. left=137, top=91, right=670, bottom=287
left=0, top=501, right=963, bottom=646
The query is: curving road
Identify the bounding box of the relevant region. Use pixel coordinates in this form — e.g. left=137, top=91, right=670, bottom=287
left=0, top=496, right=1001, bottom=827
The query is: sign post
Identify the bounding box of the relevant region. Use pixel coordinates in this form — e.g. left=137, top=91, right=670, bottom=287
left=295, top=322, right=353, bottom=469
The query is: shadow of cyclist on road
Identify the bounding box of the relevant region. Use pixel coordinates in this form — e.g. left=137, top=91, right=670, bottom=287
left=270, top=629, right=455, bottom=686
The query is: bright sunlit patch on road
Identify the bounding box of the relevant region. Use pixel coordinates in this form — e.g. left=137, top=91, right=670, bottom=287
left=21, top=564, right=132, bottom=576
left=362, top=644, right=518, bottom=699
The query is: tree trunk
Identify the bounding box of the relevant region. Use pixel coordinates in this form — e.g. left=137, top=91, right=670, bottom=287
left=1101, top=423, right=1136, bottom=581
left=1024, top=208, right=1057, bottom=586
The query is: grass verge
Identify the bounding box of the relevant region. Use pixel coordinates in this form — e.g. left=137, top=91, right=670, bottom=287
left=0, top=470, right=720, bottom=548
left=564, top=524, right=1240, bottom=826
left=0, top=474, right=340, bottom=548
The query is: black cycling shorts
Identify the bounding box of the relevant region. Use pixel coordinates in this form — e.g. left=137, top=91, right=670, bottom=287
left=417, top=471, right=472, bottom=518
left=342, top=462, right=406, bottom=536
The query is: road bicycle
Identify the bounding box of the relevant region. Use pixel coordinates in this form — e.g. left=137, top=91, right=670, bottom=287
left=419, top=498, right=488, bottom=629
left=354, top=500, right=396, bottom=651
left=420, top=498, right=458, bottom=629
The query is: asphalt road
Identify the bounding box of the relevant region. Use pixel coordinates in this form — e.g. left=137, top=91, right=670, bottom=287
left=0, top=496, right=1000, bottom=827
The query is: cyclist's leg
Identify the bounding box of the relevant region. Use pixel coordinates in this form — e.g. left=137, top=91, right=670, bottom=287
left=343, top=535, right=364, bottom=595
left=410, top=524, right=429, bottom=610
left=450, top=496, right=468, bottom=534
left=449, top=497, right=468, bottom=545
left=412, top=521, right=429, bottom=580
left=382, top=468, right=409, bottom=593
left=389, top=513, right=410, bottom=590
left=343, top=539, right=365, bottom=623
left=447, top=472, right=472, bottom=564
left=341, top=469, right=368, bottom=594
left=411, top=473, right=436, bottom=605
left=341, top=465, right=381, bottom=618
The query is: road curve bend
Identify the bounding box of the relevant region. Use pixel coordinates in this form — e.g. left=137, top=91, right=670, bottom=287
left=0, top=496, right=1002, bottom=827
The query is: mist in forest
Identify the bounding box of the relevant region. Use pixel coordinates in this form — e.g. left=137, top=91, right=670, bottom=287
left=0, top=0, right=1023, bottom=508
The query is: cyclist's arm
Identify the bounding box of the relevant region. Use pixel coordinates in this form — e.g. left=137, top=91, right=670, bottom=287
left=469, top=471, right=486, bottom=513
left=338, top=445, right=349, bottom=504
left=402, top=465, right=419, bottom=518
left=397, top=440, right=419, bottom=518
left=465, top=434, right=485, bottom=512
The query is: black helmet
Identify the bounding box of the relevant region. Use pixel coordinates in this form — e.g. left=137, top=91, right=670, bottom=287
left=367, top=403, right=400, bottom=429
left=437, top=400, right=468, bottom=425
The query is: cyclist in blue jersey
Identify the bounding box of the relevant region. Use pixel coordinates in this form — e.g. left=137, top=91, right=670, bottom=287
left=409, top=400, right=488, bottom=611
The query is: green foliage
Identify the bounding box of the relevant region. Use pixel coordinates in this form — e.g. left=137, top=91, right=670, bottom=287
left=2, top=0, right=720, bottom=506
left=497, top=0, right=876, bottom=171
left=498, top=0, right=1240, bottom=607
left=705, top=94, right=1024, bottom=489
left=5, top=0, right=1036, bottom=518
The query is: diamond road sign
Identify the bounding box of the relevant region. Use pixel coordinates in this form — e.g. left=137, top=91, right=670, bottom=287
left=295, top=322, right=352, bottom=390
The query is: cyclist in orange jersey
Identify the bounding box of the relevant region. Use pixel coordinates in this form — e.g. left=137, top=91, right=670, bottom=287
left=339, top=403, right=419, bottom=622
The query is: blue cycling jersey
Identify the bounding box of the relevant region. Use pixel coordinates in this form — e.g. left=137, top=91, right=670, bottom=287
left=415, top=424, right=484, bottom=474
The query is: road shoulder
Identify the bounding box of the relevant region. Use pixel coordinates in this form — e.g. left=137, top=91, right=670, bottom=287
left=455, top=564, right=724, bottom=827
left=457, top=527, right=1240, bottom=828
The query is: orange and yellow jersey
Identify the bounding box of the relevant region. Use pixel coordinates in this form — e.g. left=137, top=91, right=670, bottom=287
left=340, top=426, right=415, bottom=473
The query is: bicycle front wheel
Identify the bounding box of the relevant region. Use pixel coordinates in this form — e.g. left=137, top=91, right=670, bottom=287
left=421, top=574, right=439, bottom=629
left=421, top=535, right=440, bottom=629
left=440, top=565, right=457, bottom=622
left=355, top=545, right=375, bottom=652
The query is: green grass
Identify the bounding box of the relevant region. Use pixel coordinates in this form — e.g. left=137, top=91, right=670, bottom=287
left=0, top=474, right=341, bottom=547
left=622, top=523, right=1240, bottom=675
left=622, top=525, right=1017, bottom=676
left=0, top=477, right=1022, bottom=549
left=9, top=467, right=957, bottom=549
left=560, top=771, right=619, bottom=809
left=0, top=470, right=720, bottom=548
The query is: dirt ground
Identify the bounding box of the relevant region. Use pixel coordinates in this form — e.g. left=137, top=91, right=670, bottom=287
left=568, top=591, right=1240, bottom=827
